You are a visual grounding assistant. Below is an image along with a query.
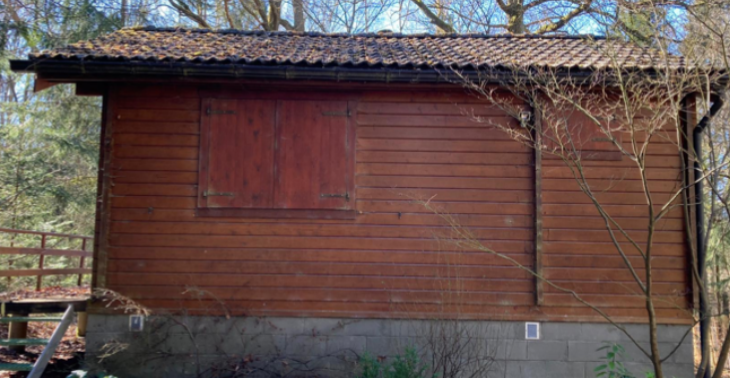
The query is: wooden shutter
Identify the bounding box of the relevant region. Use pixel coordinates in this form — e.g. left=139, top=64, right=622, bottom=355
left=275, top=100, right=352, bottom=210
left=199, top=99, right=276, bottom=208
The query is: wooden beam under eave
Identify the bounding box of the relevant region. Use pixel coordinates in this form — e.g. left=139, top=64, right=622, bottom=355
left=75, top=83, right=107, bottom=96
left=33, top=78, right=59, bottom=93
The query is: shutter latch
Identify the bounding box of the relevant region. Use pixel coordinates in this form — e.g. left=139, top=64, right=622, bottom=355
left=203, top=191, right=235, bottom=197
left=207, top=107, right=236, bottom=116
left=320, top=192, right=350, bottom=201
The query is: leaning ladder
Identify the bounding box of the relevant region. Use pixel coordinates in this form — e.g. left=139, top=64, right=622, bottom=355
left=0, top=305, right=75, bottom=376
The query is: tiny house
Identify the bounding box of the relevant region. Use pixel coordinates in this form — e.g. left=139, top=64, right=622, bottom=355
left=12, top=28, right=698, bottom=377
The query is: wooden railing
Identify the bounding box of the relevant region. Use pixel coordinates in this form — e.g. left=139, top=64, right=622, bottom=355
left=0, top=228, right=92, bottom=291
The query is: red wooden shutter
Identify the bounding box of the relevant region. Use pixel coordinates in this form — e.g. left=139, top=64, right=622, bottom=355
left=199, top=99, right=276, bottom=208
left=275, top=100, right=352, bottom=210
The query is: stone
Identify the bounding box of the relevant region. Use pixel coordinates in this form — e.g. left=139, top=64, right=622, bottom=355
left=506, top=361, right=585, bottom=378
left=285, top=334, right=328, bottom=356
left=526, top=340, right=568, bottom=361
left=541, top=322, right=583, bottom=341
left=84, top=315, right=695, bottom=378
left=325, top=335, right=366, bottom=355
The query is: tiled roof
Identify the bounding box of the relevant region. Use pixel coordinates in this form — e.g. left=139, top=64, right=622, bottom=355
left=29, top=27, right=685, bottom=71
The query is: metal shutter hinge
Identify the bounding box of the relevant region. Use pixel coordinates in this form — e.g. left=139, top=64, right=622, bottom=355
left=320, top=192, right=350, bottom=201
left=203, top=191, right=235, bottom=197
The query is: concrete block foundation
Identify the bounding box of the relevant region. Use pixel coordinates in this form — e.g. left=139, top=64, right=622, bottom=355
left=85, top=315, right=694, bottom=377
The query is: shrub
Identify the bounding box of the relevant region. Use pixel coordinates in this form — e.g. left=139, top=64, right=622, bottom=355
left=358, top=353, right=383, bottom=378
left=594, top=343, right=633, bottom=378
left=357, top=347, right=436, bottom=378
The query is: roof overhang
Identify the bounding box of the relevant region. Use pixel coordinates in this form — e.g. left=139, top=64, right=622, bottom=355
left=12, top=59, right=725, bottom=95
left=9, top=59, right=602, bottom=85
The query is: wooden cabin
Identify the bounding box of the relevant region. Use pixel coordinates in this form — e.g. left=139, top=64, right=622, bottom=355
left=11, top=28, right=698, bottom=377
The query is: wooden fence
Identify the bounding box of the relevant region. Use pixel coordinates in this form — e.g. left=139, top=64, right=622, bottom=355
left=0, top=228, right=92, bottom=291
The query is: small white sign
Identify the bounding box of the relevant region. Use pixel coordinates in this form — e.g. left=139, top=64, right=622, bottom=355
left=129, top=315, right=145, bottom=332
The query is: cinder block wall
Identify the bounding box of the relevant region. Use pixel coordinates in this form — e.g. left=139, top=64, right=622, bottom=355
left=85, top=315, right=694, bottom=378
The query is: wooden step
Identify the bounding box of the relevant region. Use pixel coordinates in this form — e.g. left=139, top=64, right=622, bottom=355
left=0, top=316, right=62, bottom=323
left=0, top=362, right=34, bottom=371
left=2, top=299, right=87, bottom=316
left=0, top=338, right=49, bottom=346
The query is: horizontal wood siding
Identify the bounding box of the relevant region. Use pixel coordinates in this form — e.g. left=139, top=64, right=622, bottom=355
left=541, top=117, right=691, bottom=319
left=102, top=84, right=691, bottom=324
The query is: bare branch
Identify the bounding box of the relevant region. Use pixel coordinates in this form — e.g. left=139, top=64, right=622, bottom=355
left=409, top=0, right=456, bottom=33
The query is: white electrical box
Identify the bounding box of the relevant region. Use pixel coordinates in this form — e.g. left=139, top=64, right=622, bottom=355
left=129, top=315, right=145, bottom=332
left=525, top=322, right=540, bottom=340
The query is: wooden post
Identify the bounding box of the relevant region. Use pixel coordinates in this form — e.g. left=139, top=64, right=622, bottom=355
left=36, top=235, right=46, bottom=291
left=92, top=87, right=114, bottom=289
left=77, top=239, right=87, bottom=286
left=76, top=311, right=88, bottom=337
left=8, top=312, right=29, bottom=353
left=533, top=105, right=544, bottom=306
left=7, top=232, right=15, bottom=287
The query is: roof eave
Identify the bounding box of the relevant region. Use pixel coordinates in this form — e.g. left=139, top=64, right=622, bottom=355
left=15, top=59, right=708, bottom=87
left=10, top=59, right=600, bottom=84
left=10, top=60, right=34, bottom=73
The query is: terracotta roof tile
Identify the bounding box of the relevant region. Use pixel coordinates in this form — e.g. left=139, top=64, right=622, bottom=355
left=29, top=27, right=686, bottom=71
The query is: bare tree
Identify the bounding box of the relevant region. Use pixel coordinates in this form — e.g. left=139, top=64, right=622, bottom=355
left=383, top=240, right=506, bottom=378
left=168, top=0, right=293, bottom=30
left=406, top=0, right=596, bottom=33
left=166, top=0, right=395, bottom=33
left=425, top=17, right=730, bottom=375
left=306, top=0, right=397, bottom=33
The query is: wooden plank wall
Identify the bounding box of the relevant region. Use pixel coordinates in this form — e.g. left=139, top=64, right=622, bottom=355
left=101, top=84, right=691, bottom=324
left=541, top=120, right=691, bottom=321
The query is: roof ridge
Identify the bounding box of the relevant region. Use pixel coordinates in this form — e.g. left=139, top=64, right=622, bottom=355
left=125, top=26, right=607, bottom=40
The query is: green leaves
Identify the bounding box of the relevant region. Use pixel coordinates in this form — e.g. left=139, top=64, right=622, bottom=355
left=359, top=353, right=383, bottom=378
left=385, top=348, right=435, bottom=378
left=593, top=343, right=634, bottom=378
left=0, top=84, right=100, bottom=236
left=358, top=347, right=437, bottom=378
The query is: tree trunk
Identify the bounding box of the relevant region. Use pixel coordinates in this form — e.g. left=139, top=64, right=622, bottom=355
left=712, top=322, right=730, bottom=378
left=267, top=0, right=282, bottom=31
left=293, top=0, right=304, bottom=31
left=506, top=9, right=525, bottom=34
left=121, top=0, right=127, bottom=26
left=499, top=0, right=527, bottom=34
left=647, top=301, right=664, bottom=378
